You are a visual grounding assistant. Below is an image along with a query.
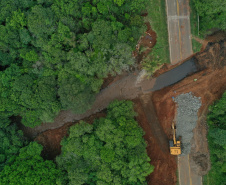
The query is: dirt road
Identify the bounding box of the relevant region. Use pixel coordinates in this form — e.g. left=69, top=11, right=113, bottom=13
left=134, top=97, right=177, bottom=185
left=140, top=94, right=169, bottom=154
left=166, top=0, right=193, bottom=64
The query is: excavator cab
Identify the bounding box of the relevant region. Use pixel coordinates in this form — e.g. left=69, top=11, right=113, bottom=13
left=169, top=122, right=181, bottom=155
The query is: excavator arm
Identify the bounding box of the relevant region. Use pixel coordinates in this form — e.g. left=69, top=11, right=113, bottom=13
left=170, top=122, right=181, bottom=155
left=172, top=122, right=177, bottom=145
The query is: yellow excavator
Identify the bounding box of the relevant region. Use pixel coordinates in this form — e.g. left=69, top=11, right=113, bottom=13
left=169, top=122, right=181, bottom=155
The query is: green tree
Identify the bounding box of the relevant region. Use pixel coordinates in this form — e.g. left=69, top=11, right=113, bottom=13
left=0, top=142, right=64, bottom=185
left=58, top=71, right=97, bottom=114
left=0, top=67, right=61, bottom=127
left=204, top=92, right=226, bottom=185
left=8, top=9, right=27, bottom=29
left=28, top=5, right=56, bottom=38
left=56, top=100, right=154, bottom=184
left=114, top=0, right=125, bottom=7
left=193, top=0, right=226, bottom=33
left=207, top=92, right=226, bottom=129
left=0, top=116, right=27, bottom=171
left=0, top=0, right=19, bottom=24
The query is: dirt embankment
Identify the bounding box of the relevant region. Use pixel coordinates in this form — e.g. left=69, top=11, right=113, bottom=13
left=34, top=112, right=106, bottom=160
left=134, top=22, right=157, bottom=62
left=152, top=40, right=226, bottom=175
left=133, top=97, right=177, bottom=185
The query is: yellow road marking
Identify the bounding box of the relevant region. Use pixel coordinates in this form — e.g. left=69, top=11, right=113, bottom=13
left=178, top=157, right=182, bottom=185
left=188, top=155, right=193, bottom=185
left=176, top=0, right=183, bottom=60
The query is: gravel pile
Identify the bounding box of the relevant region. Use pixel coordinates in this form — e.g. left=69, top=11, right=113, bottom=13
left=175, top=92, right=202, bottom=155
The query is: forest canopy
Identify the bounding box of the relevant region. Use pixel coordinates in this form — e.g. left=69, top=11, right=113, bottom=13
left=0, top=0, right=149, bottom=127
left=0, top=142, right=64, bottom=185
left=56, top=100, right=154, bottom=185
left=0, top=116, right=64, bottom=184
left=193, top=0, right=226, bottom=33
left=0, top=115, right=27, bottom=171
left=0, top=100, right=153, bottom=184
left=204, top=92, right=226, bottom=185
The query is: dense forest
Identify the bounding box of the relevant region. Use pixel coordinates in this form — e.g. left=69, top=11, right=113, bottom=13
left=0, top=100, right=154, bottom=184
left=0, top=114, right=64, bottom=184
left=0, top=0, right=149, bottom=128
left=0, top=1, right=154, bottom=184
left=192, top=0, right=226, bottom=34
left=203, top=92, right=226, bottom=185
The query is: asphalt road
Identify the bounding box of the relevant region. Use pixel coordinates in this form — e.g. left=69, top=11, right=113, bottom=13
left=166, top=0, right=193, bottom=64
left=151, top=59, right=197, bottom=91
left=178, top=155, right=202, bottom=185
left=166, top=1, right=202, bottom=184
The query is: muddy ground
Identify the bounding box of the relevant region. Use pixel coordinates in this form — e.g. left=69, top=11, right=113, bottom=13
left=152, top=41, right=226, bottom=176
left=134, top=97, right=177, bottom=185
left=34, top=112, right=106, bottom=160
left=101, top=22, right=157, bottom=90
left=21, top=36, right=225, bottom=184
left=134, top=22, right=157, bottom=63
left=152, top=67, right=226, bottom=178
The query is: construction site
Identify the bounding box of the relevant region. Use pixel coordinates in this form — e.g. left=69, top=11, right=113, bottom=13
left=1, top=0, right=225, bottom=184
left=16, top=0, right=226, bottom=184
left=19, top=31, right=226, bottom=185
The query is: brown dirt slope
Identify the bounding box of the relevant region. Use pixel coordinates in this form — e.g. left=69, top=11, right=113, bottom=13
left=34, top=112, right=106, bottom=160
left=152, top=40, right=226, bottom=175
left=133, top=97, right=177, bottom=185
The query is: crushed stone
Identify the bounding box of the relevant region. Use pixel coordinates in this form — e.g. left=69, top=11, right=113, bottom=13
left=175, top=92, right=201, bottom=155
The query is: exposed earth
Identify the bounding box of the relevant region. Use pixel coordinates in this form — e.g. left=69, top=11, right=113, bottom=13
left=20, top=35, right=226, bottom=185
left=133, top=97, right=177, bottom=185
left=34, top=112, right=106, bottom=160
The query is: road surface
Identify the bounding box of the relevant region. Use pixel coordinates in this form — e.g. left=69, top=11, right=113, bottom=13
left=178, top=155, right=202, bottom=185
left=166, top=1, right=202, bottom=184
left=166, top=0, right=193, bottom=64
left=151, top=59, right=197, bottom=91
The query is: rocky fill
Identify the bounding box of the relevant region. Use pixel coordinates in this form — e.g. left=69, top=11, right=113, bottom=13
left=175, top=92, right=202, bottom=155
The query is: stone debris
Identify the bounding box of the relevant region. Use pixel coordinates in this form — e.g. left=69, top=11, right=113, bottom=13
left=175, top=92, right=202, bottom=155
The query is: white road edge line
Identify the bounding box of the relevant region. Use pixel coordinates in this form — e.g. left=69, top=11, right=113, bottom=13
left=165, top=0, right=173, bottom=64
left=178, top=156, right=182, bottom=185
left=187, top=8, right=193, bottom=54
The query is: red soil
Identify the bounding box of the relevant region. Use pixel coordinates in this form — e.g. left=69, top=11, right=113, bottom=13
left=35, top=112, right=106, bottom=160
left=152, top=40, right=226, bottom=175
left=133, top=98, right=177, bottom=185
